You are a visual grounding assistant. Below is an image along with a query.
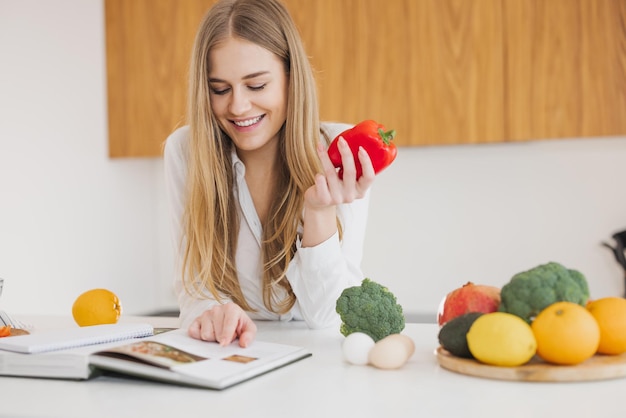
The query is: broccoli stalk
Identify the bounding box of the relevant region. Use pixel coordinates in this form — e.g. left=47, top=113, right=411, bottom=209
left=498, top=261, right=590, bottom=323
left=335, top=278, right=405, bottom=341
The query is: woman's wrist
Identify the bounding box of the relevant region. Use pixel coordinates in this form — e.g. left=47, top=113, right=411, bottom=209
left=301, top=205, right=337, bottom=247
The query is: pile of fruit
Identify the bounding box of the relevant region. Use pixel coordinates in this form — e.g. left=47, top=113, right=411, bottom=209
left=438, top=261, right=626, bottom=367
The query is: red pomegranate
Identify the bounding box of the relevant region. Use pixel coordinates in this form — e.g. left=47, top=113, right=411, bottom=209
left=437, top=282, right=501, bottom=326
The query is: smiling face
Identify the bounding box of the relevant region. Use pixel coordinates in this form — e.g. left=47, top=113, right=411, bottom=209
left=208, top=36, right=288, bottom=158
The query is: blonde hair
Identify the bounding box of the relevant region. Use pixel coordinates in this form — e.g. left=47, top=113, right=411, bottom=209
left=181, top=0, right=327, bottom=314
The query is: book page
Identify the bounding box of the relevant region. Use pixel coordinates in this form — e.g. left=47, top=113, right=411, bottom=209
left=92, top=329, right=310, bottom=388
left=96, top=339, right=207, bottom=368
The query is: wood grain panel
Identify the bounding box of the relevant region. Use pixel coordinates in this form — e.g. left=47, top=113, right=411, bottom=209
left=104, top=0, right=626, bottom=157
left=105, top=0, right=215, bottom=157
left=285, top=0, right=505, bottom=146
left=437, top=346, right=626, bottom=382
left=504, top=0, right=626, bottom=141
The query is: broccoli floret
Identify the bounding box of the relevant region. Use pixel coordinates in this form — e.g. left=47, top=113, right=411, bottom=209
left=335, top=278, right=405, bottom=341
left=498, top=261, right=590, bottom=323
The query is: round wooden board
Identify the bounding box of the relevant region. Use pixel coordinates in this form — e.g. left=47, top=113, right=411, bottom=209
left=436, top=346, right=626, bottom=382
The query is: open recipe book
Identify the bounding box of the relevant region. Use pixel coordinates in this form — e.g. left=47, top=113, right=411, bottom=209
left=0, top=323, right=311, bottom=390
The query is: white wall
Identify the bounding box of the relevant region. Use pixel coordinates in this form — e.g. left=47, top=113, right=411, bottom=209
left=1, top=0, right=625, bottom=321
left=363, top=138, right=626, bottom=321
left=0, top=0, right=176, bottom=316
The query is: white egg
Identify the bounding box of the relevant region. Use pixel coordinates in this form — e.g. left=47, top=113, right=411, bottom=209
left=342, top=332, right=376, bottom=365
left=368, top=334, right=415, bottom=370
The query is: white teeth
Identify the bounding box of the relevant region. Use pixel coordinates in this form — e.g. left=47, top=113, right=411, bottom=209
left=234, top=116, right=262, bottom=127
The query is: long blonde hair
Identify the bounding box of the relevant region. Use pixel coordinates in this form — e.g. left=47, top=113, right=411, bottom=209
left=182, top=0, right=325, bottom=314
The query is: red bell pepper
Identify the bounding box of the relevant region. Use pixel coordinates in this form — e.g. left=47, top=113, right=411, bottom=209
left=327, top=120, right=397, bottom=179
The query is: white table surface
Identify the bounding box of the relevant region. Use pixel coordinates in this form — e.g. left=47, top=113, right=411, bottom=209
left=1, top=315, right=625, bottom=418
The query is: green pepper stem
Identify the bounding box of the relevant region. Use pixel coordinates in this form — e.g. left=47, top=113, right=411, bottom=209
left=378, top=128, right=396, bottom=145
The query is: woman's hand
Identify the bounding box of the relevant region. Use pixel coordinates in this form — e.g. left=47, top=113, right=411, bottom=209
left=305, top=136, right=375, bottom=210
left=301, top=136, right=375, bottom=248
left=188, top=302, right=257, bottom=347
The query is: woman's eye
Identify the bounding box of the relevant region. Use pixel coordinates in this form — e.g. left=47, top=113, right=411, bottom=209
left=211, top=87, right=230, bottom=95
left=249, top=84, right=266, bottom=91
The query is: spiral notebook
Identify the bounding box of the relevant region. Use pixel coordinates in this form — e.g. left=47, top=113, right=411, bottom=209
left=0, top=323, right=154, bottom=354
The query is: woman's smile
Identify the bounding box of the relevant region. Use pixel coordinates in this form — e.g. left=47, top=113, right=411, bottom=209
left=232, top=115, right=265, bottom=129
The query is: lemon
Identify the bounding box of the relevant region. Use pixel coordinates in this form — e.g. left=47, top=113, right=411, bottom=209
left=72, top=288, right=122, bottom=327
left=466, top=312, right=537, bottom=367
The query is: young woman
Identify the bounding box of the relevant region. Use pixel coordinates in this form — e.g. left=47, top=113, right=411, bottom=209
left=164, top=0, right=375, bottom=347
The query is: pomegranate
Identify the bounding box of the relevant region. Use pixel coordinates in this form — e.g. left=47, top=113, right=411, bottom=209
left=437, top=282, right=501, bottom=326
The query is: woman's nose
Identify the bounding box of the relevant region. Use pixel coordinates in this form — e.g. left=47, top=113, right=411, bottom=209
left=229, top=88, right=252, bottom=115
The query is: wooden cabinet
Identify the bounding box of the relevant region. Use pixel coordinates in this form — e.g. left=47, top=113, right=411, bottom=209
left=105, top=0, right=626, bottom=157
left=504, top=0, right=626, bottom=141
left=105, top=0, right=210, bottom=157
left=286, top=0, right=506, bottom=146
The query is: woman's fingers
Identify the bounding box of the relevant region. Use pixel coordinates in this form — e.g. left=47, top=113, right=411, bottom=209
left=237, top=316, right=258, bottom=348
left=355, top=146, right=375, bottom=196
left=305, top=138, right=375, bottom=210
left=187, top=317, right=202, bottom=339
left=217, top=303, right=245, bottom=346
left=317, top=142, right=340, bottom=190
left=337, top=137, right=357, bottom=193
left=188, top=312, right=216, bottom=342
left=187, top=303, right=257, bottom=347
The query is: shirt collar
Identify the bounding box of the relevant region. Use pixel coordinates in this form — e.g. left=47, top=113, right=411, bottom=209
left=231, top=149, right=245, bottom=179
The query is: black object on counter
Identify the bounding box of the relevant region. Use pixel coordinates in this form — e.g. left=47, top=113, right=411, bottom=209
left=602, top=230, right=626, bottom=298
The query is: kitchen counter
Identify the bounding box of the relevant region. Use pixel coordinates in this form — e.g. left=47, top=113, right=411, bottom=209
left=0, top=315, right=624, bottom=418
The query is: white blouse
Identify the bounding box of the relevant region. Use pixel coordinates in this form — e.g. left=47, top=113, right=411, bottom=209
left=163, top=122, right=369, bottom=329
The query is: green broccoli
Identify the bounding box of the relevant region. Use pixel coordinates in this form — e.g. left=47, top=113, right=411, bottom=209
left=498, top=261, right=590, bottom=323
left=335, top=278, right=405, bottom=341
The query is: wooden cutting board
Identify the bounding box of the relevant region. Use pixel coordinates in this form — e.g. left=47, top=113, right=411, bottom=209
left=436, top=346, right=626, bottom=382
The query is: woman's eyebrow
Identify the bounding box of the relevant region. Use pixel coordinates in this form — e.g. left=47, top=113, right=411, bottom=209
left=209, top=71, right=270, bottom=83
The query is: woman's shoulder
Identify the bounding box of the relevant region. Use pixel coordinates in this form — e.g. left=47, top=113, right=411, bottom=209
left=165, top=125, right=190, bottom=146
left=164, top=125, right=190, bottom=156
left=320, top=121, right=353, bottom=139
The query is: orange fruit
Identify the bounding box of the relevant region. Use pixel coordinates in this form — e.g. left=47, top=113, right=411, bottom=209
left=531, top=301, right=600, bottom=365
left=72, top=288, right=122, bottom=327
left=587, top=297, right=626, bottom=355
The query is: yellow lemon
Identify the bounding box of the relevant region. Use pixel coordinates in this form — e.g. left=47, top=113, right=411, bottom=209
left=72, top=288, right=122, bottom=327
left=466, top=312, right=537, bottom=367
